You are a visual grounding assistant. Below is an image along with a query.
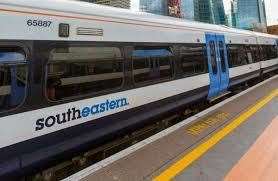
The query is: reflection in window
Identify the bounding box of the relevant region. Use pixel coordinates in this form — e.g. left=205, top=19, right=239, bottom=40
left=132, top=47, right=172, bottom=84
left=245, top=46, right=253, bottom=64
left=180, top=44, right=208, bottom=76
left=262, top=45, right=278, bottom=60
left=0, top=47, right=27, bottom=111
left=210, top=41, right=217, bottom=74
left=218, top=41, right=226, bottom=73
left=47, top=46, right=124, bottom=101
left=228, top=45, right=248, bottom=67
left=250, top=46, right=261, bottom=62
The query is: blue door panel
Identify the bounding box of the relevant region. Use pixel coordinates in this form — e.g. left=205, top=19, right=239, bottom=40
left=205, top=34, right=220, bottom=98
left=206, top=33, right=229, bottom=99
left=216, top=35, right=229, bottom=92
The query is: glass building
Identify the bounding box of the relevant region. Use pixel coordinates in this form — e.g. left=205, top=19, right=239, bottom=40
left=211, top=0, right=226, bottom=25
left=230, top=1, right=237, bottom=27
left=194, top=0, right=213, bottom=24
left=80, top=0, right=131, bottom=9
left=180, top=0, right=195, bottom=20
left=232, top=0, right=267, bottom=31
left=79, top=0, right=270, bottom=32
left=139, top=0, right=168, bottom=15
left=180, top=0, right=226, bottom=25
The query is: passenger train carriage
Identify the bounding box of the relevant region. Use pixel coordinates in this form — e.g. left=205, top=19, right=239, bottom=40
left=0, top=0, right=277, bottom=178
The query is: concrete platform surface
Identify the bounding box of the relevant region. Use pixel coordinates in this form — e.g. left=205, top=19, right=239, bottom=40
left=175, top=98, right=277, bottom=181
left=65, top=76, right=278, bottom=181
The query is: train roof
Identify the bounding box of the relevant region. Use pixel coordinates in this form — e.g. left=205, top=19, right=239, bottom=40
left=0, top=0, right=277, bottom=42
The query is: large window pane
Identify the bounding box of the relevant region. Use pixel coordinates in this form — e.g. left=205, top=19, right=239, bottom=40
left=47, top=46, right=124, bottom=101
left=263, top=45, right=278, bottom=60
left=132, top=47, right=172, bottom=84
left=228, top=45, right=248, bottom=67
left=180, top=44, right=208, bottom=76
left=0, top=47, right=27, bottom=111
left=250, top=46, right=260, bottom=62
left=245, top=46, right=253, bottom=64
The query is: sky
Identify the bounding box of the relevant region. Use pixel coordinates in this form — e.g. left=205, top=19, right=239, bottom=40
left=223, top=0, right=278, bottom=26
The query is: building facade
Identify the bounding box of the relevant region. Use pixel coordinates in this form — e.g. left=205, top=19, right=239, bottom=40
left=230, top=0, right=237, bottom=27
left=187, top=0, right=226, bottom=25
left=81, top=0, right=130, bottom=9
left=211, top=0, right=226, bottom=25
left=180, top=0, right=195, bottom=20
left=267, top=25, right=278, bottom=35
left=232, top=0, right=267, bottom=31
left=139, top=0, right=168, bottom=15
left=193, top=0, right=214, bottom=24
left=168, top=0, right=182, bottom=18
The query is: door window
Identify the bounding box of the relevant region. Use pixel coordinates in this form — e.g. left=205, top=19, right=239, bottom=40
left=209, top=41, right=217, bottom=74
left=218, top=41, right=226, bottom=73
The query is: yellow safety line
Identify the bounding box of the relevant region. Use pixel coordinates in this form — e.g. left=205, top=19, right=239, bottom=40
left=153, top=89, right=278, bottom=181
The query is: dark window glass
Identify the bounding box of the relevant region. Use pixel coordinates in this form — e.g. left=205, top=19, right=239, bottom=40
left=132, top=47, right=172, bottom=84
left=228, top=45, right=248, bottom=67
left=218, top=41, right=226, bottom=72
left=180, top=44, right=208, bottom=76
left=262, top=45, right=278, bottom=60
left=260, top=46, right=267, bottom=61
left=209, top=41, right=217, bottom=74
left=245, top=45, right=253, bottom=64
left=276, top=45, right=278, bottom=58
left=47, top=46, right=124, bottom=101
left=250, top=46, right=260, bottom=62
left=0, top=47, right=27, bottom=111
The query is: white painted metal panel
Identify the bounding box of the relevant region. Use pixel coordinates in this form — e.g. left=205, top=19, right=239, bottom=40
left=0, top=0, right=276, bottom=43
left=229, top=63, right=261, bottom=78
left=0, top=73, right=209, bottom=149
left=261, top=59, right=278, bottom=69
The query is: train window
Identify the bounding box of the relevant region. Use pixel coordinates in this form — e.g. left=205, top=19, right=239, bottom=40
left=262, top=45, right=278, bottom=60
left=47, top=46, right=124, bottom=101
left=132, top=47, right=172, bottom=84
left=218, top=41, right=226, bottom=73
left=209, top=41, right=217, bottom=74
left=245, top=46, right=253, bottom=64
left=228, top=45, right=248, bottom=68
left=250, top=46, right=260, bottom=63
left=180, top=44, right=208, bottom=77
left=260, top=46, right=267, bottom=61
left=0, top=47, right=27, bottom=111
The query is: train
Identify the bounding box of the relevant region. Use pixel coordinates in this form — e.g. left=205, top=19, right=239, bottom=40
left=0, top=0, right=277, bottom=178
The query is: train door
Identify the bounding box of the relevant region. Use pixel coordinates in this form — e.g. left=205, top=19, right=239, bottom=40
left=216, top=35, right=229, bottom=92
left=205, top=33, right=229, bottom=99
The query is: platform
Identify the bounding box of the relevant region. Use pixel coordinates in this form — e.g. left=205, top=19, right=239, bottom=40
left=65, top=75, right=278, bottom=181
